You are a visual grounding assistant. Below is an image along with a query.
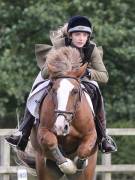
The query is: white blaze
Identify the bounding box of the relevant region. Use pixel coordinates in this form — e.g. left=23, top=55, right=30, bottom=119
left=54, top=79, right=74, bottom=135
left=57, top=79, right=74, bottom=111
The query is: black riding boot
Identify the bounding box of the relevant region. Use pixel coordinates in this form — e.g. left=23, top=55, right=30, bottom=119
left=5, top=108, right=35, bottom=151
left=94, top=91, right=117, bottom=153
left=81, top=81, right=117, bottom=153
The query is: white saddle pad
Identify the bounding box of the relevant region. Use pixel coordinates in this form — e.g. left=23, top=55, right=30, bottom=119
left=81, top=84, right=95, bottom=116
left=27, top=80, right=50, bottom=119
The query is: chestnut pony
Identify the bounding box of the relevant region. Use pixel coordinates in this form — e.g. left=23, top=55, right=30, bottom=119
left=19, top=47, right=98, bottom=180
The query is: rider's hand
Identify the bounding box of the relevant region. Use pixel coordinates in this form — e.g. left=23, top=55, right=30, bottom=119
left=83, top=68, right=91, bottom=78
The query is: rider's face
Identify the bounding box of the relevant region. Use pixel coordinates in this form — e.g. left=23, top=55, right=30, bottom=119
left=70, top=32, right=89, bottom=48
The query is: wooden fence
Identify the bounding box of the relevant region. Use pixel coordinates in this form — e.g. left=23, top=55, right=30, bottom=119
left=0, top=128, right=135, bottom=180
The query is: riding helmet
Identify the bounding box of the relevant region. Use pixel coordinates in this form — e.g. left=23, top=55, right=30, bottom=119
left=67, top=15, right=92, bottom=34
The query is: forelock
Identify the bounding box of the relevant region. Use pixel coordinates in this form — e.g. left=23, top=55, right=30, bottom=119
left=46, top=47, right=81, bottom=76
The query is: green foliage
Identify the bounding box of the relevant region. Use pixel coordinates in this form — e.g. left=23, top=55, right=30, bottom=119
left=0, top=0, right=135, bottom=126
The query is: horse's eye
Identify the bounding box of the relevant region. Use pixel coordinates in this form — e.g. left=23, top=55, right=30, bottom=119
left=72, top=88, right=78, bottom=95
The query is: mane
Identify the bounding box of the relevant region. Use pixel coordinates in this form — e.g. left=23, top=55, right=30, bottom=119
left=46, top=47, right=82, bottom=77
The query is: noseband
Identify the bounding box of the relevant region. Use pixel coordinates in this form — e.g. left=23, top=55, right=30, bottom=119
left=52, top=76, right=82, bottom=123
left=54, top=110, right=74, bottom=123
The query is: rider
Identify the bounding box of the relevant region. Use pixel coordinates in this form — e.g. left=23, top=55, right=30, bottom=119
left=5, top=15, right=117, bottom=153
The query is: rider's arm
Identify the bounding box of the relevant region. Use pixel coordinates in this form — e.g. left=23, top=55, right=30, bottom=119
left=87, top=45, right=109, bottom=83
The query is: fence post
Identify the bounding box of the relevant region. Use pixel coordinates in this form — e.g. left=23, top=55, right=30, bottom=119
left=17, top=169, right=28, bottom=180
left=0, top=137, right=10, bottom=180
left=102, top=153, right=111, bottom=180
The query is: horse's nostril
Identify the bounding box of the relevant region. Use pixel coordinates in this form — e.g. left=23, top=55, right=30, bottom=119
left=64, top=124, right=68, bottom=131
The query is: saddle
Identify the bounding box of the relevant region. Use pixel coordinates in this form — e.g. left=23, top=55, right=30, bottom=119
left=81, top=80, right=101, bottom=114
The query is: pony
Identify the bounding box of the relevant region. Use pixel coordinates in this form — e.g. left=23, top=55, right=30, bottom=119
left=18, top=47, right=98, bottom=180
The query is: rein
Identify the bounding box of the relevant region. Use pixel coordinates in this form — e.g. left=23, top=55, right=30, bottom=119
left=52, top=76, right=80, bottom=82
left=54, top=110, right=74, bottom=123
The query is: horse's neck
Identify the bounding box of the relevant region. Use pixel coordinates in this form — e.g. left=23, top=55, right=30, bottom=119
left=40, top=93, right=55, bottom=127
left=71, top=93, right=95, bottom=134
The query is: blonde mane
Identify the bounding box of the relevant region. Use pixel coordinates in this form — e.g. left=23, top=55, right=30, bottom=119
left=46, top=47, right=82, bottom=77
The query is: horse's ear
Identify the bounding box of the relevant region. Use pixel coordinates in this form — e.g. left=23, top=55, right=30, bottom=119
left=47, top=63, right=57, bottom=74
left=73, top=63, right=87, bottom=78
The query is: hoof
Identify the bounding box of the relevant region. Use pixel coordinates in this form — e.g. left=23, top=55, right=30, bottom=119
left=58, top=158, right=77, bottom=174
left=74, top=156, right=88, bottom=171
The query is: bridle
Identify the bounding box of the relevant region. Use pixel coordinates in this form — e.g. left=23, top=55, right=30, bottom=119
left=54, top=110, right=74, bottom=123
left=52, top=76, right=82, bottom=124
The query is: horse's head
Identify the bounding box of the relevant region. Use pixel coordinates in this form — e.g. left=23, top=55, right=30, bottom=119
left=48, top=48, right=86, bottom=135
left=48, top=60, right=87, bottom=136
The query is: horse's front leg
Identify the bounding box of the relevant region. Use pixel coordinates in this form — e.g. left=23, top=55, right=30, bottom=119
left=38, top=127, right=77, bottom=174
left=75, top=129, right=97, bottom=170
left=36, top=151, right=46, bottom=180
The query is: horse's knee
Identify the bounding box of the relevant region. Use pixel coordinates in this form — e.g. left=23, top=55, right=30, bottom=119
left=38, top=128, right=57, bottom=148
left=77, top=146, right=91, bottom=159
left=77, top=132, right=97, bottom=158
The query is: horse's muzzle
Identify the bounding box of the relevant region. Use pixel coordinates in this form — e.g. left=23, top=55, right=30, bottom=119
left=53, top=115, right=70, bottom=136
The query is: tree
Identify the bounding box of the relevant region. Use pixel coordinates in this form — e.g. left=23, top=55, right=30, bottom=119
left=0, top=0, right=135, bottom=127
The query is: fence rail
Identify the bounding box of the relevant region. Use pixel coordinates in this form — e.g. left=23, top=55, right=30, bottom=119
left=0, top=128, right=135, bottom=180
